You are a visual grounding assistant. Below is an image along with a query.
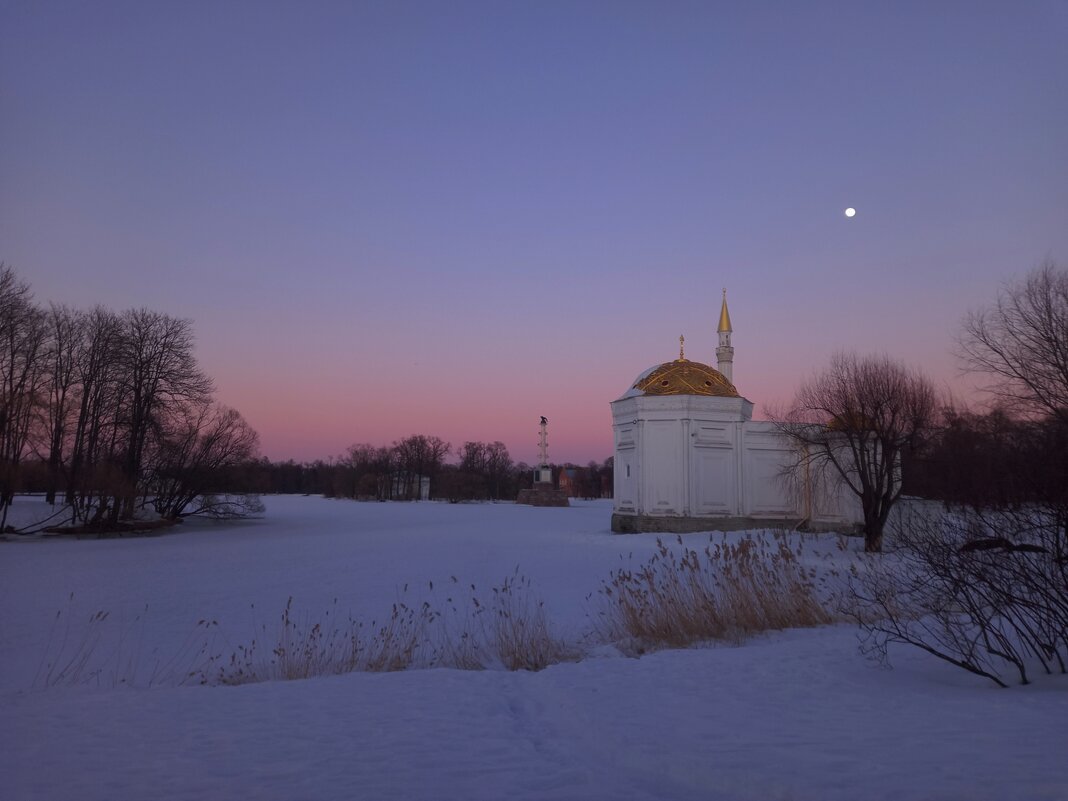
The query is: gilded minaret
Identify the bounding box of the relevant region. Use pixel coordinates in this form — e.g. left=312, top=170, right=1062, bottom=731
left=716, top=288, right=734, bottom=383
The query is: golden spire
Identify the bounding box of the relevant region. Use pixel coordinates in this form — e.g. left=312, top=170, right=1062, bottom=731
left=718, top=288, right=732, bottom=333
left=678, top=334, right=686, bottom=361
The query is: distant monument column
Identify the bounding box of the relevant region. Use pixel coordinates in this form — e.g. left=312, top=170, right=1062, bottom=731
left=537, top=416, right=552, bottom=484
left=516, top=416, right=570, bottom=507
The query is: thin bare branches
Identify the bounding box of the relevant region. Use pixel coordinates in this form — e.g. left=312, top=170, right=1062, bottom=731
left=959, top=261, right=1068, bottom=422
left=772, top=353, right=938, bottom=551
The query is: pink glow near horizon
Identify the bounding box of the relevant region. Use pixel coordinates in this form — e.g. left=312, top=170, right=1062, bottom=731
left=200, top=301, right=981, bottom=466
left=3, top=4, right=1064, bottom=467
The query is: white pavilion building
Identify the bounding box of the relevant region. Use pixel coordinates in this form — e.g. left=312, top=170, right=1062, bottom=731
left=610, top=292, right=862, bottom=533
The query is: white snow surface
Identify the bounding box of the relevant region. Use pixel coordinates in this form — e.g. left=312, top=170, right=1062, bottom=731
left=618, top=363, right=660, bottom=399
left=2, top=495, right=1066, bottom=801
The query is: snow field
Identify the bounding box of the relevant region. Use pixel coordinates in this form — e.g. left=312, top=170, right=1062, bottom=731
left=1, top=495, right=1066, bottom=800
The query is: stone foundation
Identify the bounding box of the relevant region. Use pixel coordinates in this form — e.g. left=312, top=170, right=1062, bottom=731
left=516, top=482, right=570, bottom=507
left=611, top=513, right=854, bottom=534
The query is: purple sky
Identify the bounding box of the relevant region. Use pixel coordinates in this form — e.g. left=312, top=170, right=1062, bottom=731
left=3, top=1, right=1066, bottom=464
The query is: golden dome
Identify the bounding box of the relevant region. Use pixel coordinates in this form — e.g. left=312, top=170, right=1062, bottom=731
left=633, top=358, right=739, bottom=397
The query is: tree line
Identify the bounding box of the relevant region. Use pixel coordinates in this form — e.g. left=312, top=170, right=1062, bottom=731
left=231, top=441, right=613, bottom=503
left=0, top=266, right=260, bottom=529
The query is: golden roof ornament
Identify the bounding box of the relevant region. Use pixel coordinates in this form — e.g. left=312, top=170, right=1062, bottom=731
left=718, top=288, right=732, bottom=333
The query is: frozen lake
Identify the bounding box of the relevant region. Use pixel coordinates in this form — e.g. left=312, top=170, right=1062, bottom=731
left=1, top=495, right=1065, bottom=801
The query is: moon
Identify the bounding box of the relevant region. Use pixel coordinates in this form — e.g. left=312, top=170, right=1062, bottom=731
left=844, top=207, right=856, bottom=218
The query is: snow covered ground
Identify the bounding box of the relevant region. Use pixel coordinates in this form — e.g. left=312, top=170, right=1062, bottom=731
left=2, top=495, right=1065, bottom=801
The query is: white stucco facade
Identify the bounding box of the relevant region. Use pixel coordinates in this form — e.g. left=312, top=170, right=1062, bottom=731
left=610, top=294, right=865, bottom=533
left=610, top=374, right=863, bottom=534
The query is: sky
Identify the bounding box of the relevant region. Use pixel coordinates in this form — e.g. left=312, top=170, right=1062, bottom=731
left=2, top=1, right=1067, bottom=465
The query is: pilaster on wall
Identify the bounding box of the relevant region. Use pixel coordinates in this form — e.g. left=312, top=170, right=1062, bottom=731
left=681, top=417, right=691, bottom=516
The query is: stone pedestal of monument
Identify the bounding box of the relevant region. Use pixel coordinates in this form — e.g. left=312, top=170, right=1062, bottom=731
left=516, top=482, right=570, bottom=507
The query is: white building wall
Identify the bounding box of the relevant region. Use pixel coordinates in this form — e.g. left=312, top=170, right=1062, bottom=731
left=613, top=420, right=638, bottom=513
left=642, top=417, right=685, bottom=516
left=611, top=393, right=865, bottom=531
left=690, top=420, right=739, bottom=516
left=742, top=424, right=799, bottom=518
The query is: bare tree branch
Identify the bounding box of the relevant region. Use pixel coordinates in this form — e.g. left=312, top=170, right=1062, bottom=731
left=770, top=353, right=938, bottom=552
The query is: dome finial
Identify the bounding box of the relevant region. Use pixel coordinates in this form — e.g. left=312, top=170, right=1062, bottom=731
left=679, top=334, right=685, bottom=361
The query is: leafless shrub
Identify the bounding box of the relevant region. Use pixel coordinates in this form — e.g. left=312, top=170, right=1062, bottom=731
left=844, top=507, right=1068, bottom=687
left=593, top=533, right=837, bottom=652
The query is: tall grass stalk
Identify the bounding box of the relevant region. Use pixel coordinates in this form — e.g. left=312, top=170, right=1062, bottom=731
left=593, top=533, right=836, bottom=651
left=200, top=597, right=438, bottom=685
left=488, top=569, right=570, bottom=671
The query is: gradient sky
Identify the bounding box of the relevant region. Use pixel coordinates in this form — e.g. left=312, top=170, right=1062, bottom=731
left=3, top=1, right=1067, bottom=465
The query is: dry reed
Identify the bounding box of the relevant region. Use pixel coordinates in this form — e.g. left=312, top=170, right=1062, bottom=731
left=592, top=533, right=836, bottom=651
left=33, top=534, right=840, bottom=688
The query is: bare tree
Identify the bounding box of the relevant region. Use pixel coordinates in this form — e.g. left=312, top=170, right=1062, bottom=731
left=333, top=443, right=395, bottom=499
left=959, top=261, right=1068, bottom=423
left=458, top=441, right=489, bottom=500
left=772, top=352, right=938, bottom=552
left=959, top=261, right=1068, bottom=542
left=0, top=266, right=47, bottom=528
left=453, top=441, right=513, bottom=501
left=458, top=441, right=488, bottom=475
left=392, top=434, right=450, bottom=500
left=149, top=403, right=261, bottom=518
left=40, top=305, right=83, bottom=504
left=114, top=309, right=214, bottom=519
left=484, top=441, right=513, bottom=500
left=66, top=307, right=124, bottom=522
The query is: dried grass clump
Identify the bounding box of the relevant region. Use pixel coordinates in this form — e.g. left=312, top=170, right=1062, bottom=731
left=34, top=603, right=112, bottom=688
left=34, top=572, right=573, bottom=690
left=425, top=571, right=571, bottom=672
left=199, top=597, right=436, bottom=686
left=488, top=570, right=570, bottom=671
left=594, top=533, right=836, bottom=651
left=34, top=595, right=208, bottom=689
left=198, top=572, right=571, bottom=685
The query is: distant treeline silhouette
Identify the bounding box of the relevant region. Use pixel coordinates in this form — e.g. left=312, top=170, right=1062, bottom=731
left=178, top=440, right=613, bottom=503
